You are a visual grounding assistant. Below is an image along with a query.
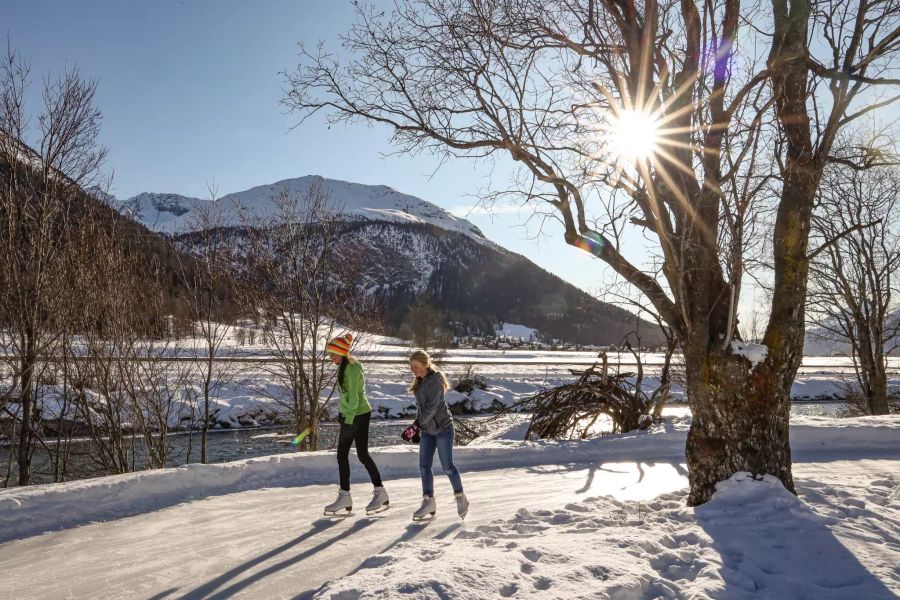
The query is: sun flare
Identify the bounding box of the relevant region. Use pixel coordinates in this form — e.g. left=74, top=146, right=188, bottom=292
left=607, top=109, right=661, bottom=161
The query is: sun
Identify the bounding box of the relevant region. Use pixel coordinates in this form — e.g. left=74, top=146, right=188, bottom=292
left=607, top=109, right=661, bottom=162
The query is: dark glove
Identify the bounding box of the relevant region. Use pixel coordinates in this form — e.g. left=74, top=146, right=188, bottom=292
left=401, top=422, right=421, bottom=443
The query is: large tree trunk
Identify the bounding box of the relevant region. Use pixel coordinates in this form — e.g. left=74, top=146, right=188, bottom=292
left=684, top=159, right=817, bottom=505
left=684, top=346, right=795, bottom=506
left=683, top=0, right=819, bottom=507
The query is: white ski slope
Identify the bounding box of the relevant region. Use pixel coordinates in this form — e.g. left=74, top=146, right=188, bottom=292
left=0, top=415, right=897, bottom=599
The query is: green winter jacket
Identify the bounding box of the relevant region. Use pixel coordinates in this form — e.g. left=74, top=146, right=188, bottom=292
left=338, top=360, right=371, bottom=425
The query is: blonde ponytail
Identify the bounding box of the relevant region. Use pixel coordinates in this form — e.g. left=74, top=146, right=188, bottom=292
left=408, top=349, right=450, bottom=393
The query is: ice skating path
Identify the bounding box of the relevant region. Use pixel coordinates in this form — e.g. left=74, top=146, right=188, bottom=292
left=0, top=458, right=896, bottom=599
left=0, top=459, right=688, bottom=599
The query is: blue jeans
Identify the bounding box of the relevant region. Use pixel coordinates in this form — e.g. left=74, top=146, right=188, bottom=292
left=419, top=427, right=463, bottom=496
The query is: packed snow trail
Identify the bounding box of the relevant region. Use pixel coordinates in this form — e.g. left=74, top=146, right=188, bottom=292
left=0, top=462, right=688, bottom=599
left=1, top=461, right=896, bottom=599
left=0, top=415, right=897, bottom=598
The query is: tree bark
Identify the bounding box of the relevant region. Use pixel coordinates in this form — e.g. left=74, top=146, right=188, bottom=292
left=684, top=346, right=794, bottom=505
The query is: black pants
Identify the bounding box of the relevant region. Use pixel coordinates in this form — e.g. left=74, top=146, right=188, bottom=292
left=337, top=411, right=383, bottom=491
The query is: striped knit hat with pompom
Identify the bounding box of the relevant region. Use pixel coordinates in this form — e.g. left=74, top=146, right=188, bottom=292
left=326, top=333, right=354, bottom=357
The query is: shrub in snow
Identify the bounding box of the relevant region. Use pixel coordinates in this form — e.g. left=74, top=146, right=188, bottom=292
left=454, top=364, right=488, bottom=395
left=512, top=353, right=670, bottom=438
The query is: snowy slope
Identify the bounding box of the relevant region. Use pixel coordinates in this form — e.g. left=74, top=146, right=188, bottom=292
left=117, top=175, right=489, bottom=243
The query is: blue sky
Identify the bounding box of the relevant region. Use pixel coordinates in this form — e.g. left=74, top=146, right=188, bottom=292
left=5, top=0, right=607, bottom=297
left=9, top=1, right=893, bottom=329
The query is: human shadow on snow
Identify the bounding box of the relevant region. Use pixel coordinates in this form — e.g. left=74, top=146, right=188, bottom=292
left=181, top=518, right=372, bottom=600
left=295, top=519, right=434, bottom=599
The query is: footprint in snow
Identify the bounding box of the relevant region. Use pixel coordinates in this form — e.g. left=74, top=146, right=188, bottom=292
left=533, top=576, right=552, bottom=590
left=360, top=555, right=393, bottom=569
left=521, top=548, right=542, bottom=562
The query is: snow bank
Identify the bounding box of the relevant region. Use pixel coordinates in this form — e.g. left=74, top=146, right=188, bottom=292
left=1, top=414, right=897, bottom=543
left=317, top=470, right=899, bottom=599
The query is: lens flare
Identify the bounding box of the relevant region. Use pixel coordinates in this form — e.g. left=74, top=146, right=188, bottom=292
left=572, top=230, right=610, bottom=257
left=608, top=109, right=661, bottom=161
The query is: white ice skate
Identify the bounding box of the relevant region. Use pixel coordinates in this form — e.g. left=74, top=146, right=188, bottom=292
left=455, top=492, right=469, bottom=519
left=365, top=486, right=390, bottom=515
left=323, top=489, right=353, bottom=516
left=412, top=495, right=436, bottom=522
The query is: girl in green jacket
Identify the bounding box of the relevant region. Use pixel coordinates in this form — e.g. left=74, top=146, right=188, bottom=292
left=322, top=333, right=389, bottom=516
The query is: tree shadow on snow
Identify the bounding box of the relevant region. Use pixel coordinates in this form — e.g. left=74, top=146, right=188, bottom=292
left=693, top=478, right=896, bottom=599
left=181, top=518, right=372, bottom=600
left=524, top=459, right=688, bottom=495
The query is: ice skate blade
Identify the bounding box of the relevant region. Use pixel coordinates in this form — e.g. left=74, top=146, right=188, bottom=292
left=366, top=502, right=390, bottom=515
left=323, top=508, right=353, bottom=517
left=412, top=512, right=435, bottom=522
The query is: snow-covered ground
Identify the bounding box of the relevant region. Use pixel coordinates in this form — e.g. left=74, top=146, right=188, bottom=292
left=0, top=414, right=897, bottom=599
left=3, top=321, right=897, bottom=452
left=10, top=356, right=892, bottom=437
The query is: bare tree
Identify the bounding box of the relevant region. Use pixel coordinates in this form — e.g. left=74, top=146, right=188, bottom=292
left=113, top=269, right=189, bottom=472
left=0, top=44, right=106, bottom=485
left=175, top=190, right=240, bottom=463
left=242, top=181, right=374, bottom=450
left=285, top=0, right=900, bottom=503
left=62, top=215, right=140, bottom=476
left=808, top=162, right=900, bottom=415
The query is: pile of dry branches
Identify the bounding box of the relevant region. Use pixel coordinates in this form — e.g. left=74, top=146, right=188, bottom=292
left=519, top=353, right=669, bottom=440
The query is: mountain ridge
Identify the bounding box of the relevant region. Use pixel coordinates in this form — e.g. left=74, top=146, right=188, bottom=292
left=116, top=175, right=662, bottom=345
left=118, top=175, right=491, bottom=245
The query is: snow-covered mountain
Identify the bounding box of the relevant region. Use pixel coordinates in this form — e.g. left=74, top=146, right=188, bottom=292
left=117, top=175, right=488, bottom=243
left=116, top=176, right=661, bottom=345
